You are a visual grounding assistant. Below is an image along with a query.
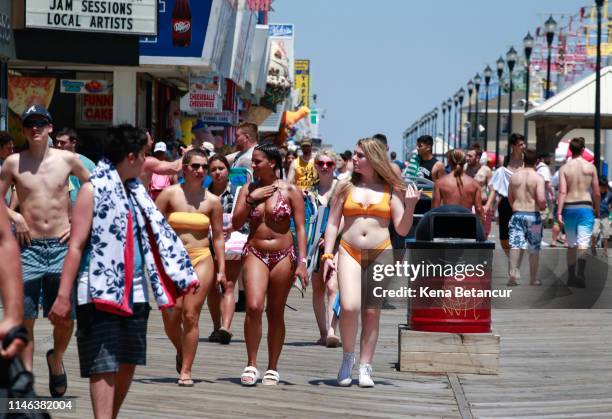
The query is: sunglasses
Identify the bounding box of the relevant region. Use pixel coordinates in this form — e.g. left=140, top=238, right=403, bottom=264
left=23, top=119, right=50, bottom=128
left=316, top=161, right=335, bottom=168
left=185, top=163, right=208, bottom=171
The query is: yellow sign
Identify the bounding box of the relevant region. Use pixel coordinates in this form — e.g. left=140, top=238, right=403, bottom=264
left=294, top=59, right=310, bottom=108
left=586, top=1, right=612, bottom=57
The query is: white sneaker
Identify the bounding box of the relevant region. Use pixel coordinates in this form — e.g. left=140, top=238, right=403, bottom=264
left=337, top=352, right=355, bottom=386
left=358, top=363, right=375, bottom=388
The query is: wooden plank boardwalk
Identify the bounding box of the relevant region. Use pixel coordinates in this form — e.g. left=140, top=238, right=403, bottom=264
left=27, top=294, right=612, bottom=418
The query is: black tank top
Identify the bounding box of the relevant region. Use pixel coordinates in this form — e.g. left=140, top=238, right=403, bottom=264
left=417, top=157, right=438, bottom=181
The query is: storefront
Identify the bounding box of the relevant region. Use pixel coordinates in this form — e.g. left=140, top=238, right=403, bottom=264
left=8, top=1, right=154, bottom=155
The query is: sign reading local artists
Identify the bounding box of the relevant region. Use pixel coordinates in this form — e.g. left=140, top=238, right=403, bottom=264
left=25, top=0, right=157, bottom=35
left=188, top=74, right=222, bottom=112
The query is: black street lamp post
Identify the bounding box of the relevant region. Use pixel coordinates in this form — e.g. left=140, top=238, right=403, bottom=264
left=453, top=94, right=459, bottom=149
left=594, top=0, right=604, bottom=172
left=523, top=32, right=534, bottom=143
left=483, top=65, right=492, bottom=151
left=447, top=98, right=453, bottom=148
left=495, top=56, right=504, bottom=167
left=506, top=46, right=518, bottom=138
left=457, top=88, right=465, bottom=148
left=474, top=73, right=482, bottom=145
left=545, top=15, right=557, bottom=99
left=441, top=102, right=447, bottom=142
left=467, top=80, right=474, bottom=147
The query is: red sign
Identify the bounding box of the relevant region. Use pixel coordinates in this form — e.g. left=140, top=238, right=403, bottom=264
left=246, top=0, right=271, bottom=11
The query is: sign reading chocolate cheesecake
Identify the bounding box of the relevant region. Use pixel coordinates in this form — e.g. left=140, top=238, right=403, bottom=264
left=25, top=0, right=157, bottom=35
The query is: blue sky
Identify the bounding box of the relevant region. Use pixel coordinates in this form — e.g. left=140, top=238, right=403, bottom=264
left=271, top=0, right=591, bottom=155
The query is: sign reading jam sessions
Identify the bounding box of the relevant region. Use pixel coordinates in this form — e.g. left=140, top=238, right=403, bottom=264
left=25, top=0, right=157, bottom=35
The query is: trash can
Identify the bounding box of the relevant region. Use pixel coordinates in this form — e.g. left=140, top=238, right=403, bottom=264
left=406, top=207, right=494, bottom=333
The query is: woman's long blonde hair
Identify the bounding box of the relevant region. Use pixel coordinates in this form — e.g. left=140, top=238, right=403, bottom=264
left=335, top=137, right=406, bottom=202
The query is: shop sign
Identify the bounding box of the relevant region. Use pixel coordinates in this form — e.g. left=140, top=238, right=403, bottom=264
left=246, top=0, right=271, bottom=11
left=0, top=1, right=15, bottom=60
left=198, top=110, right=236, bottom=126
left=77, top=94, right=113, bottom=127
left=268, top=24, right=293, bottom=38
left=60, top=79, right=111, bottom=95
left=25, top=0, right=157, bottom=35
left=139, top=0, right=213, bottom=59
left=294, top=59, right=310, bottom=108
left=188, top=75, right=222, bottom=111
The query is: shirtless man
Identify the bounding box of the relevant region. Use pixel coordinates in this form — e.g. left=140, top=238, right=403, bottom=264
left=507, top=149, right=546, bottom=286
left=557, top=137, right=600, bottom=287
left=466, top=146, right=493, bottom=236
left=432, top=149, right=484, bottom=225
left=0, top=105, right=90, bottom=396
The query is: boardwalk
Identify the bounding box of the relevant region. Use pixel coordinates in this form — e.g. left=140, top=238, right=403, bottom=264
left=29, top=276, right=612, bottom=418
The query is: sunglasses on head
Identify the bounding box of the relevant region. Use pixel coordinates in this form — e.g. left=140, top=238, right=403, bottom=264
left=316, top=161, right=335, bottom=168
left=23, top=119, right=50, bottom=128
left=185, top=163, right=208, bottom=171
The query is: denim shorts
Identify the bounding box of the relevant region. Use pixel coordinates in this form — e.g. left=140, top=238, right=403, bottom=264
left=21, top=238, right=73, bottom=319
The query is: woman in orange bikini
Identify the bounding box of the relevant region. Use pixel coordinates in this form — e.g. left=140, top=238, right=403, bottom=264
left=155, top=149, right=226, bottom=386
left=322, top=138, right=420, bottom=387
left=232, top=143, right=308, bottom=386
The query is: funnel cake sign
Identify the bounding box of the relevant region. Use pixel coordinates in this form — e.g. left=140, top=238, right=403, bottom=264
left=25, top=0, right=157, bottom=35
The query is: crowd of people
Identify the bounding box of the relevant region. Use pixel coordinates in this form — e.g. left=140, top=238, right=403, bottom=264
left=0, top=104, right=609, bottom=418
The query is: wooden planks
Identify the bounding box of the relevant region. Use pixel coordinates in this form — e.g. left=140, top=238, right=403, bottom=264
left=399, top=327, right=500, bottom=374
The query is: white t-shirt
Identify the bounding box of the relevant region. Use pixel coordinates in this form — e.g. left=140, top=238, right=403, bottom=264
left=536, top=162, right=552, bottom=183
left=231, top=146, right=256, bottom=169
left=489, top=167, right=514, bottom=198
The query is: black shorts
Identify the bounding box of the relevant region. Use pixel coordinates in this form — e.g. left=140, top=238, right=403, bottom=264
left=76, top=303, right=150, bottom=378
left=498, top=196, right=513, bottom=241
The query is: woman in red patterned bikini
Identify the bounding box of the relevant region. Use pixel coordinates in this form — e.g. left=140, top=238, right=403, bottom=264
left=232, top=143, right=308, bottom=386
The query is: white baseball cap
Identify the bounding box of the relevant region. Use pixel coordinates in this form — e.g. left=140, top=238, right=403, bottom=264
left=202, top=141, right=215, bottom=155
left=153, top=142, right=167, bottom=153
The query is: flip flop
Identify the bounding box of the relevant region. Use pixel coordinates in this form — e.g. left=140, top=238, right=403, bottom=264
left=326, top=335, right=341, bottom=348
left=177, top=378, right=194, bottom=387
left=241, top=366, right=260, bottom=386
left=530, top=280, right=543, bottom=286
left=217, top=328, right=233, bottom=345
left=506, top=280, right=520, bottom=287
left=262, top=369, right=280, bottom=386
left=46, top=349, right=67, bottom=398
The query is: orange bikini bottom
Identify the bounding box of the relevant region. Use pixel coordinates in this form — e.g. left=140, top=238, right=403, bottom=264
left=339, top=238, right=392, bottom=266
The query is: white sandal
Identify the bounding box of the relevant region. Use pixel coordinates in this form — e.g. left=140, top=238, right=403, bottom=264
left=241, top=366, right=260, bottom=386
left=262, top=369, right=280, bottom=386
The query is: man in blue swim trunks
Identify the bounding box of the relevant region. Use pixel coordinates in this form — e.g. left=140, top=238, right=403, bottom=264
left=0, top=105, right=90, bottom=396
left=557, top=137, right=601, bottom=288
left=507, top=149, right=547, bottom=286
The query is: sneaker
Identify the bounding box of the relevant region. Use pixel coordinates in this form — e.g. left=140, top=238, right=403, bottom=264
left=337, top=352, right=355, bottom=387
left=358, top=363, right=375, bottom=388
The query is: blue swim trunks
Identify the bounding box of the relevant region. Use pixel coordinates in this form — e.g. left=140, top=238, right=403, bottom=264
left=509, top=211, right=543, bottom=252
left=562, top=204, right=595, bottom=249
left=21, top=238, right=73, bottom=319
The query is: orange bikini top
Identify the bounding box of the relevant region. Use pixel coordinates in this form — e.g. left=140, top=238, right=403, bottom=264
left=342, top=185, right=391, bottom=219
left=168, top=212, right=210, bottom=231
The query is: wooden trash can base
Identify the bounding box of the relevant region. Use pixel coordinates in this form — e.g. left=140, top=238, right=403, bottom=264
left=398, top=325, right=500, bottom=375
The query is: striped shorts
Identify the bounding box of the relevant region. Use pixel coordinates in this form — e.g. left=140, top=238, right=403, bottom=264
left=76, top=303, right=150, bottom=378
left=21, top=238, right=69, bottom=319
